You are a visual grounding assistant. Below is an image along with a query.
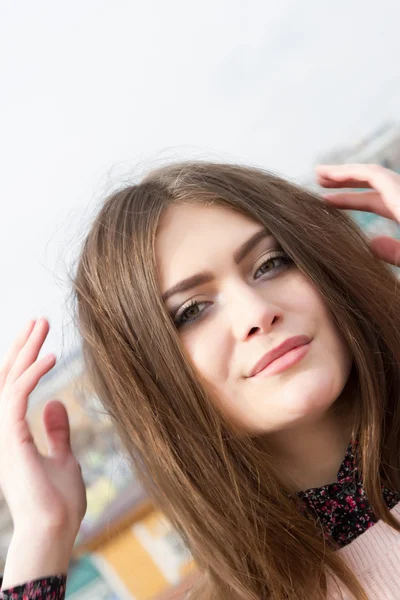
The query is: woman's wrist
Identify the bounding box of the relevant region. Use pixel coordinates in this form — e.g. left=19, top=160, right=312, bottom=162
left=1, top=527, right=73, bottom=590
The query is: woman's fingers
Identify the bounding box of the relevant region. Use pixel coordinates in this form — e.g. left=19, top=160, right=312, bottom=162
left=316, top=164, right=400, bottom=223
left=5, top=319, right=49, bottom=387
left=0, top=320, right=36, bottom=389
left=317, top=176, right=373, bottom=189
left=3, top=354, right=56, bottom=424
left=321, top=191, right=396, bottom=221
left=369, top=236, right=400, bottom=267
left=42, top=400, right=71, bottom=459
left=0, top=318, right=56, bottom=426
left=316, top=163, right=391, bottom=189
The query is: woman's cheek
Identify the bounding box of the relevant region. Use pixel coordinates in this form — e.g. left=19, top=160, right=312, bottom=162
left=184, top=327, right=229, bottom=385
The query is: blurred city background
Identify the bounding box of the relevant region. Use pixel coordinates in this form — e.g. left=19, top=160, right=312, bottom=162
left=1, top=1, right=400, bottom=598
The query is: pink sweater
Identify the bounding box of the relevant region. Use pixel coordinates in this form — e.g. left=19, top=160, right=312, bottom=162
left=327, top=501, right=400, bottom=598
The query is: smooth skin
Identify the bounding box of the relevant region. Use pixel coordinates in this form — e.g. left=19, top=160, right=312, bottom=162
left=0, top=163, right=399, bottom=589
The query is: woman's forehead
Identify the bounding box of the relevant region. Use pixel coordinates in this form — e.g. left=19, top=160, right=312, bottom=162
left=157, top=202, right=261, bottom=242
left=155, top=203, right=272, bottom=292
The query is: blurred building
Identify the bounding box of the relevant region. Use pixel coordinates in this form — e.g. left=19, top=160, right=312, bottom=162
left=304, top=120, right=400, bottom=188
left=317, top=121, right=400, bottom=169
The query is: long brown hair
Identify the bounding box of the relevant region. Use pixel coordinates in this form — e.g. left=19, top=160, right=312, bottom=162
left=70, top=160, right=400, bottom=599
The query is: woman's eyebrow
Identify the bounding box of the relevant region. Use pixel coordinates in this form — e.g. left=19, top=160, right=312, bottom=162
left=233, top=229, right=271, bottom=264
left=162, top=229, right=271, bottom=302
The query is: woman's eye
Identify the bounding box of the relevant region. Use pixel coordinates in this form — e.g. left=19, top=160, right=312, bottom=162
left=255, top=252, right=292, bottom=278
left=174, top=300, right=210, bottom=328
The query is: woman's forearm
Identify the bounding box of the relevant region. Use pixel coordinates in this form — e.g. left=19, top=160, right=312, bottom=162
left=1, top=528, right=73, bottom=590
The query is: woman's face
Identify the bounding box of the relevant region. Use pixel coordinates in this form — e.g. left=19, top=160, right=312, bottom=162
left=156, top=202, right=353, bottom=434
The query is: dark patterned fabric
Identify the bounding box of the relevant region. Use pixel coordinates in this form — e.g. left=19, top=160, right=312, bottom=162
left=295, top=438, right=400, bottom=548
left=0, top=574, right=66, bottom=599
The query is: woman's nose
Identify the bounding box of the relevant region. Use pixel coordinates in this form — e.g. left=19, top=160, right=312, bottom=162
left=227, top=285, right=282, bottom=341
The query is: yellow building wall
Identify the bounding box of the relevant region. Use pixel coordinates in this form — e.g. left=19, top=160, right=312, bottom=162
left=93, top=509, right=195, bottom=599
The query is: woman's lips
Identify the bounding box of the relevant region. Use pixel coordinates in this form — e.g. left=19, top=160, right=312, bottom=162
left=250, top=341, right=312, bottom=378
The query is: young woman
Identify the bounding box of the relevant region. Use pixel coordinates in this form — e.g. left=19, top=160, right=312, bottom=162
left=1, top=162, right=400, bottom=600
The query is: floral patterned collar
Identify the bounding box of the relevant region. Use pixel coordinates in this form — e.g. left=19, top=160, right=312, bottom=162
left=294, top=439, right=400, bottom=548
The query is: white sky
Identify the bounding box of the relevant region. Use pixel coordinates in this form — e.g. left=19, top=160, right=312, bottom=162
left=1, top=0, right=400, bottom=374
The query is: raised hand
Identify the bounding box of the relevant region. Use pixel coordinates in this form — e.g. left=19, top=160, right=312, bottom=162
left=0, top=318, right=87, bottom=540
left=316, top=163, right=400, bottom=267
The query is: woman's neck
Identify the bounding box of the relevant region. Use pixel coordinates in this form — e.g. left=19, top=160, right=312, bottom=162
left=275, top=416, right=353, bottom=492
left=266, top=382, right=357, bottom=492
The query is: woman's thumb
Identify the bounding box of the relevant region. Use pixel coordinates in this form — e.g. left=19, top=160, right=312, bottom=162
left=42, top=400, right=71, bottom=458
